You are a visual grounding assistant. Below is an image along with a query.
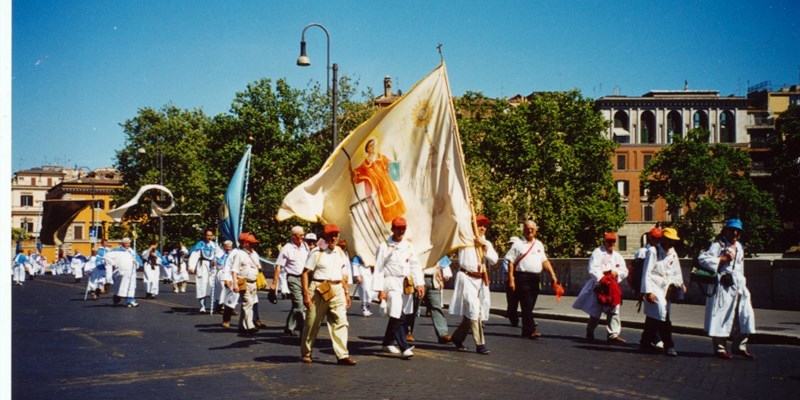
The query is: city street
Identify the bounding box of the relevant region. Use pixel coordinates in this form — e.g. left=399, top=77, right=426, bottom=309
left=12, top=275, right=800, bottom=400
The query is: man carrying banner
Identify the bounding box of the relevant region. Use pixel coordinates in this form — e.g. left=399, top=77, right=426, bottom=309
left=450, top=215, right=496, bottom=355
left=300, top=224, right=356, bottom=366
left=273, top=226, right=310, bottom=337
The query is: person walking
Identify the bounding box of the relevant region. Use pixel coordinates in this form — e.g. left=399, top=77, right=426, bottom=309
left=504, top=220, right=559, bottom=340
left=300, top=223, right=356, bottom=365
left=272, top=226, right=310, bottom=337
left=373, top=217, right=424, bottom=359
left=640, top=227, right=684, bottom=357
left=573, top=232, right=629, bottom=344
left=229, top=233, right=261, bottom=336
left=189, top=229, right=222, bottom=313
left=141, top=240, right=162, bottom=299
left=104, top=238, right=140, bottom=308
left=450, top=215, right=497, bottom=354
left=697, top=218, right=756, bottom=360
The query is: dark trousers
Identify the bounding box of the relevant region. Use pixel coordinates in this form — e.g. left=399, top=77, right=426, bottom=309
left=516, top=271, right=541, bottom=336
left=505, top=273, right=519, bottom=326
left=382, top=315, right=411, bottom=351
left=222, top=305, right=235, bottom=323
left=641, top=315, right=674, bottom=350
left=284, top=275, right=305, bottom=334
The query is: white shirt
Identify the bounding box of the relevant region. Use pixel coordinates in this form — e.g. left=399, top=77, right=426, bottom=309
left=504, top=239, right=547, bottom=273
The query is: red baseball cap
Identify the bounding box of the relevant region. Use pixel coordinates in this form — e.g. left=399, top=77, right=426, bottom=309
left=238, top=232, right=259, bottom=244
left=391, top=217, right=407, bottom=227
left=603, top=232, right=617, bottom=241
left=323, top=223, right=341, bottom=235
left=648, top=227, right=662, bottom=238
left=476, top=215, right=490, bottom=227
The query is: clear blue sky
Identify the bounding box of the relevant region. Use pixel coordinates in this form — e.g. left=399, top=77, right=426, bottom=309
left=9, top=0, right=800, bottom=172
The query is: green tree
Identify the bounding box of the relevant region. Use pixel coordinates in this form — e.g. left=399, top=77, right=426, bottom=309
left=771, top=104, right=800, bottom=248
left=641, top=128, right=780, bottom=255
left=457, top=90, right=626, bottom=257
left=114, top=105, right=214, bottom=249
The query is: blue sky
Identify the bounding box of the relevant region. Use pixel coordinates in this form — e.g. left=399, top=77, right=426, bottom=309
left=9, top=0, right=800, bottom=172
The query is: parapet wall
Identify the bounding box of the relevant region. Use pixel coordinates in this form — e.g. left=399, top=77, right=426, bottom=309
left=481, top=258, right=800, bottom=311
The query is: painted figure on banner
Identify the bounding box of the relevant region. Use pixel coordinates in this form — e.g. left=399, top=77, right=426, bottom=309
left=352, top=137, right=406, bottom=224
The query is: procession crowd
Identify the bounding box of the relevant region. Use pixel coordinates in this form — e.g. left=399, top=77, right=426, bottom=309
left=11, top=217, right=757, bottom=364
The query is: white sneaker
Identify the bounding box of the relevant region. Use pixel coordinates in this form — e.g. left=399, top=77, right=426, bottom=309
left=362, top=308, right=372, bottom=317
left=199, top=307, right=206, bottom=313
left=402, top=346, right=415, bottom=359
left=383, top=345, right=400, bottom=354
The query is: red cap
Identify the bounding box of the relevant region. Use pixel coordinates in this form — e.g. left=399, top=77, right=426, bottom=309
left=648, top=227, right=662, bottom=238
left=603, top=232, right=617, bottom=241
left=391, top=217, right=407, bottom=227
left=238, top=232, right=259, bottom=244
left=323, top=223, right=341, bottom=235
left=476, top=215, right=490, bottom=227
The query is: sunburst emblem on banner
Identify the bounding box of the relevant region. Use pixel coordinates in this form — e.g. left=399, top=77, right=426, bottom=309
left=413, top=100, right=432, bottom=128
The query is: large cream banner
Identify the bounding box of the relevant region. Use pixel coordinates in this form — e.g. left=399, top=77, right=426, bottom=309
left=277, top=62, right=475, bottom=268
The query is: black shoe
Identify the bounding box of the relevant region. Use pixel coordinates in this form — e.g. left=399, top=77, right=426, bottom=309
left=476, top=345, right=491, bottom=355
left=453, top=339, right=468, bottom=352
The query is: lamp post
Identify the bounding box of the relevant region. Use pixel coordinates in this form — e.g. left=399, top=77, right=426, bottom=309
left=138, top=141, right=164, bottom=252
left=297, top=23, right=338, bottom=152
left=77, top=167, right=97, bottom=248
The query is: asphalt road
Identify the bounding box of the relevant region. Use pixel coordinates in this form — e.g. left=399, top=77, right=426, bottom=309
left=12, top=275, right=800, bottom=400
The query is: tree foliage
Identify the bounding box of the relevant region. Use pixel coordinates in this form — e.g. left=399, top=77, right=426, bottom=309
left=771, top=104, right=800, bottom=248
left=457, top=90, right=626, bottom=257
left=641, top=128, right=780, bottom=255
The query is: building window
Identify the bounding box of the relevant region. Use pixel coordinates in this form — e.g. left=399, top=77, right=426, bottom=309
left=74, top=226, right=84, bottom=240
left=21, top=221, right=33, bottom=233
left=667, top=110, right=683, bottom=143
left=640, top=111, right=656, bottom=144
left=643, top=204, right=654, bottom=222
left=693, top=111, right=709, bottom=130
left=31, top=177, right=36, bottom=186
left=616, top=154, right=627, bottom=170
left=615, top=180, right=630, bottom=198
left=719, top=111, right=735, bottom=143
left=643, top=154, right=653, bottom=168
left=47, top=178, right=53, bottom=186
left=93, top=199, right=105, bottom=210
left=21, top=195, right=34, bottom=207
left=617, top=236, right=627, bottom=252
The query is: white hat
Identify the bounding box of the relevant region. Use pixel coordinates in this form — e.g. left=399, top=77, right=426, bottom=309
left=304, top=233, right=317, bottom=241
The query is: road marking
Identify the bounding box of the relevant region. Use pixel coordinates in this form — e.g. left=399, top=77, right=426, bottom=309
left=60, top=362, right=280, bottom=386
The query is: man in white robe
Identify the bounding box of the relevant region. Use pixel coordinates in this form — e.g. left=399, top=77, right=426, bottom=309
left=104, top=238, right=140, bottom=307
left=451, top=215, right=497, bottom=355
left=373, top=217, right=424, bottom=359
left=697, top=218, right=756, bottom=360
left=141, top=240, right=162, bottom=299
left=189, top=229, right=222, bottom=313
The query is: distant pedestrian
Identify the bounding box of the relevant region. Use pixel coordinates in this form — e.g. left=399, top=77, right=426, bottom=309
left=502, top=237, right=521, bottom=327
left=230, top=232, right=261, bottom=336
left=697, top=219, right=756, bottom=360
left=189, top=228, right=222, bottom=313
left=12, top=249, right=28, bottom=286
left=636, top=227, right=665, bottom=351
left=141, top=240, right=162, bottom=299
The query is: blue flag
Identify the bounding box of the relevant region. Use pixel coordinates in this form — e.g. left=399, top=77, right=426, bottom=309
left=219, top=145, right=252, bottom=243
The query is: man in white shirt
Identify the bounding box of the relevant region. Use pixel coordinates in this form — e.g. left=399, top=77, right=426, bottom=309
left=504, top=220, right=559, bottom=340
left=272, top=226, right=310, bottom=337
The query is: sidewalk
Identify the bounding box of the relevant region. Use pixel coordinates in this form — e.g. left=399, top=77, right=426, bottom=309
left=440, top=289, right=800, bottom=346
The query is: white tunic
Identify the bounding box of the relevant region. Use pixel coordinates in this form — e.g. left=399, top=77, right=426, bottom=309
left=372, top=237, right=423, bottom=319
left=641, top=246, right=683, bottom=321
left=190, top=240, right=222, bottom=299
left=450, top=237, right=497, bottom=321
left=572, top=246, right=628, bottom=318
left=104, top=247, right=139, bottom=298
left=697, top=239, right=756, bottom=336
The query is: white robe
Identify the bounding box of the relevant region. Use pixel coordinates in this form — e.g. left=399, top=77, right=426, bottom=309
left=450, top=238, right=498, bottom=321
left=105, top=248, right=138, bottom=298
left=572, top=246, right=628, bottom=318
left=372, top=237, right=423, bottom=319
left=141, top=249, right=161, bottom=295
left=641, top=246, right=683, bottom=321
left=697, top=240, right=756, bottom=337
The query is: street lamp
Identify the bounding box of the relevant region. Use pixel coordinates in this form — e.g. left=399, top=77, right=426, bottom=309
left=297, top=23, right=338, bottom=152
left=77, top=167, right=97, bottom=248
left=138, top=142, right=164, bottom=252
